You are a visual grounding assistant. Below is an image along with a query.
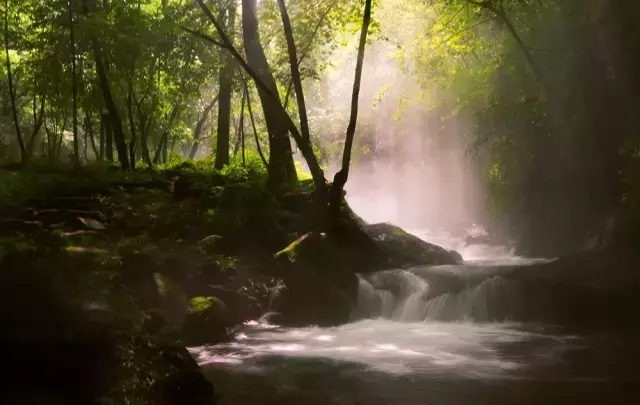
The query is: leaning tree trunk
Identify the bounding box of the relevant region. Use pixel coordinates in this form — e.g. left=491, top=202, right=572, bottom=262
left=329, top=0, right=373, bottom=223
left=82, top=0, right=129, bottom=170
left=215, top=2, right=236, bottom=169
left=195, top=0, right=326, bottom=194
left=242, top=76, right=268, bottom=167
left=242, top=0, right=297, bottom=189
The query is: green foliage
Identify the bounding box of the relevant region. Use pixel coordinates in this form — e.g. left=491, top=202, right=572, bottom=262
left=217, top=152, right=268, bottom=184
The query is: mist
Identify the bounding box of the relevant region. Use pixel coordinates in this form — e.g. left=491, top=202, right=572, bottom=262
left=306, top=39, right=485, bottom=241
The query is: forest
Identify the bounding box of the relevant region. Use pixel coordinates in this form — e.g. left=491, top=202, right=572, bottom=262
left=1, top=0, right=640, bottom=404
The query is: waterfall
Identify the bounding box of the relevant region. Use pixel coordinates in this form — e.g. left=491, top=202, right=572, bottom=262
left=355, top=266, right=526, bottom=323
left=355, top=270, right=430, bottom=321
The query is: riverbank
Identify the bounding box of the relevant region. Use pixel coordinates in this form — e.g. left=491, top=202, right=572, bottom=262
left=0, top=162, right=460, bottom=403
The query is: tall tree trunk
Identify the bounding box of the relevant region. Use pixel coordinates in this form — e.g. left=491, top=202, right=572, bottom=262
left=232, top=91, right=246, bottom=157
left=154, top=105, right=179, bottom=164
left=242, top=75, right=267, bottom=167
left=4, top=0, right=26, bottom=164
left=55, top=116, right=67, bottom=161
left=330, top=0, right=373, bottom=221
left=127, top=80, right=137, bottom=169
left=99, top=111, right=104, bottom=160
left=44, top=121, right=54, bottom=164
left=196, top=0, right=326, bottom=194
left=27, top=93, right=45, bottom=157
left=241, top=0, right=297, bottom=189
left=82, top=0, right=129, bottom=170
left=215, top=2, right=236, bottom=169
left=68, top=0, right=79, bottom=167
left=100, top=111, right=113, bottom=162
left=190, top=94, right=219, bottom=160
left=141, top=116, right=153, bottom=167
left=240, top=89, right=246, bottom=165
left=154, top=131, right=166, bottom=165
left=86, top=109, right=99, bottom=159
left=104, top=112, right=114, bottom=161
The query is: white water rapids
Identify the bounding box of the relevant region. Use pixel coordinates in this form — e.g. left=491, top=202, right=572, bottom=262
left=191, top=230, right=640, bottom=404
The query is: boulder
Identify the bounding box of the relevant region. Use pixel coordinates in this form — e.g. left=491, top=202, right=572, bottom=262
left=181, top=296, right=230, bottom=346
left=273, top=233, right=359, bottom=326
left=364, top=223, right=461, bottom=267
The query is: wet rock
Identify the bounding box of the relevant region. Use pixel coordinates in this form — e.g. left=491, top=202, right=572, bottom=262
left=273, top=233, right=359, bottom=326
left=364, top=223, right=460, bottom=267
left=182, top=296, right=230, bottom=346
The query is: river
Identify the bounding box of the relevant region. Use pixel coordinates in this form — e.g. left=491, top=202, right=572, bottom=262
left=190, top=230, right=640, bottom=404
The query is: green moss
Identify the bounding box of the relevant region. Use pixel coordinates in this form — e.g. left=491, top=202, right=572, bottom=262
left=274, top=233, right=309, bottom=263
left=189, top=296, right=227, bottom=314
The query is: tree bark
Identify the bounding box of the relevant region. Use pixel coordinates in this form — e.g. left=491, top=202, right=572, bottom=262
left=242, top=75, right=267, bottom=167
left=195, top=0, right=326, bottom=195
left=86, top=109, right=99, bottom=159
left=232, top=90, right=246, bottom=157
left=127, top=80, right=137, bottom=169
left=276, top=0, right=311, bottom=147
left=102, top=111, right=114, bottom=161
left=82, top=0, right=129, bottom=170
left=4, top=0, right=26, bottom=164
left=154, top=105, right=179, bottom=164
left=27, top=93, right=45, bottom=157
left=141, top=116, right=153, bottom=167
left=330, top=0, right=373, bottom=222
left=190, top=94, right=219, bottom=160
left=68, top=0, right=79, bottom=167
left=240, top=89, right=246, bottom=165
left=214, top=2, right=236, bottom=169
left=55, top=115, right=67, bottom=161
left=241, top=0, right=297, bottom=189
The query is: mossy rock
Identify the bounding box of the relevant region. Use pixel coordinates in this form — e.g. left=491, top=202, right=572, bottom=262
left=364, top=223, right=461, bottom=267
left=196, top=235, right=223, bottom=255
left=273, top=233, right=358, bottom=326
left=182, top=296, right=230, bottom=346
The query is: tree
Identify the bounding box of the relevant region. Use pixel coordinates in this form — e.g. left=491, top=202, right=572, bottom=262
left=81, top=0, right=129, bottom=170
left=68, top=0, right=79, bottom=166
left=4, top=0, right=27, bottom=164
left=241, top=0, right=297, bottom=188
left=329, top=0, right=373, bottom=220
left=215, top=0, right=236, bottom=169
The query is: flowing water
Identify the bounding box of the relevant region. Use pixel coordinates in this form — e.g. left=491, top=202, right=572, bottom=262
left=191, top=231, right=640, bottom=404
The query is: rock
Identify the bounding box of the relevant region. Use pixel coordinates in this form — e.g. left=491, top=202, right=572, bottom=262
left=173, top=175, right=199, bottom=201
left=197, top=235, right=223, bottom=255
left=181, top=296, right=230, bottom=346
left=273, top=233, right=358, bottom=326
left=206, top=287, right=262, bottom=322
left=449, top=249, right=464, bottom=263
left=364, top=223, right=460, bottom=267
